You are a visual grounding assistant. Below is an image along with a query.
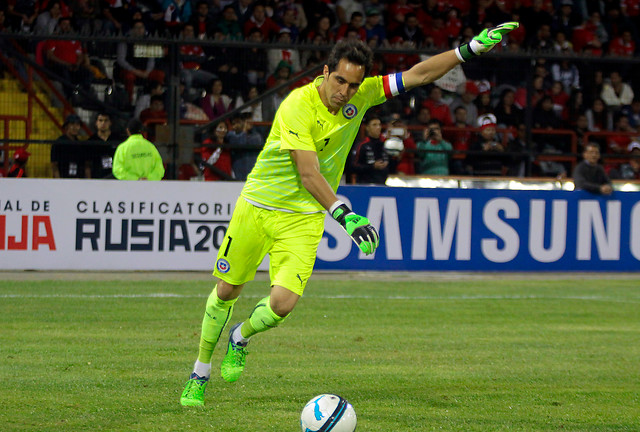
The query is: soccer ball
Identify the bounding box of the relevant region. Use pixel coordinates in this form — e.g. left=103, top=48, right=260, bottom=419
left=300, top=394, right=357, bottom=432
left=384, top=137, right=404, bottom=156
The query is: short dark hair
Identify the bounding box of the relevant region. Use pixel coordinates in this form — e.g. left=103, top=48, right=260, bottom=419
left=127, top=118, right=145, bottom=135
left=427, top=119, right=442, bottom=128
left=327, top=40, right=373, bottom=77
left=363, top=114, right=380, bottom=125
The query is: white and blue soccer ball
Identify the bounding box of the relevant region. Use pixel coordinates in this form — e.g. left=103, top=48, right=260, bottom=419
left=383, top=136, right=404, bottom=156
left=300, top=394, right=357, bottom=432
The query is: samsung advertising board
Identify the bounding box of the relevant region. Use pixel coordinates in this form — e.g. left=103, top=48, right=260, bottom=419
left=1, top=179, right=639, bottom=271
left=322, top=185, right=640, bottom=271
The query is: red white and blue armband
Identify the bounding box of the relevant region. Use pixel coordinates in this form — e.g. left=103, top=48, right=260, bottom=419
left=382, top=73, right=406, bottom=98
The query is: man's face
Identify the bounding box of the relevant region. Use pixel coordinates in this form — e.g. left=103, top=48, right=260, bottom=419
left=583, top=145, right=600, bottom=164
left=365, top=119, right=381, bottom=139
left=132, top=22, right=145, bottom=37
left=425, top=123, right=442, bottom=141
left=198, top=3, right=209, bottom=17
left=454, top=108, right=467, bottom=123
left=322, top=59, right=365, bottom=111
left=481, top=126, right=496, bottom=140
left=67, top=122, right=81, bottom=137
left=58, top=19, right=72, bottom=33
left=150, top=100, right=164, bottom=111
left=183, top=25, right=194, bottom=38
left=95, top=115, right=111, bottom=132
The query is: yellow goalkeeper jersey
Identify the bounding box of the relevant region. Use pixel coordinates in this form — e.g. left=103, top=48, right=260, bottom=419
left=241, top=74, right=390, bottom=213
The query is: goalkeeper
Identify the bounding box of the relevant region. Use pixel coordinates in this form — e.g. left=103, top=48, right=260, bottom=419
left=181, top=22, right=519, bottom=406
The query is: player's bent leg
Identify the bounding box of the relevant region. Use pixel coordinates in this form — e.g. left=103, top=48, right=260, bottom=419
left=221, top=288, right=296, bottom=383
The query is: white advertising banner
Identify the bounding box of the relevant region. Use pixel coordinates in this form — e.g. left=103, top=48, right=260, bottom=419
left=0, top=178, right=248, bottom=270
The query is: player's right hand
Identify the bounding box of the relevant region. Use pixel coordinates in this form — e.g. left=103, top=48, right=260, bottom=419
left=332, top=203, right=380, bottom=255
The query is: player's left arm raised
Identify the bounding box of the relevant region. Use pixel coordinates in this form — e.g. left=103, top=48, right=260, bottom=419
left=402, top=22, right=519, bottom=91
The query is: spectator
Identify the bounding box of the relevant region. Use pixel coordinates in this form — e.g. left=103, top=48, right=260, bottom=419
left=162, top=0, right=192, bottom=35
left=416, top=119, right=452, bottom=176
left=475, top=90, right=494, bottom=117
left=494, top=88, right=523, bottom=128
left=448, top=105, right=473, bottom=175
left=237, top=28, right=268, bottom=88
left=562, top=88, right=586, bottom=127
left=622, top=97, right=640, bottom=128
left=467, top=113, right=508, bottom=177
left=243, top=4, right=280, bottom=41
left=549, top=81, right=570, bottom=118
left=386, top=118, right=416, bottom=176
left=51, top=114, right=92, bottom=179
left=112, top=119, right=165, bottom=181
left=89, top=112, right=123, bottom=179
left=267, top=28, right=301, bottom=76
left=350, top=115, right=388, bottom=184
left=304, top=14, right=334, bottom=43
left=262, top=77, right=290, bottom=120
left=551, top=60, right=580, bottom=94
left=336, top=11, right=366, bottom=42
left=189, top=0, right=216, bottom=39
left=514, top=75, right=546, bottom=110
left=266, top=60, right=292, bottom=89
left=233, top=0, right=253, bottom=28
left=200, top=78, right=233, bottom=121
left=102, top=0, right=135, bottom=35
left=601, top=71, right=634, bottom=110
left=609, top=141, right=640, bottom=180
left=139, top=94, right=168, bottom=125
left=363, top=8, right=387, bottom=47
left=336, top=0, right=365, bottom=27
left=506, top=123, right=530, bottom=177
left=7, top=148, right=30, bottom=178
left=606, top=113, right=635, bottom=155
left=529, top=23, right=554, bottom=52
left=214, top=4, right=242, bottom=40
left=195, top=121, right=233, bottom=181
left=551, top=0, right=581, bottom=38
left=6, top=0, right=40, bottom=32
left=276, top=6, right=301, bottom=42
left=608, top=29, right=635, bottom=57
left=572, top=142, right=613, bottom=195
left=423, top=86, right=453, bottom=127
left=586, top=97, right=613, bottom=133
left=34, top=0, right=61, bottom=35
left=391, top=12, right=424, bottom=46
left=134, top=80, right=165, bottom=120
left=44, top=17, right=93, bottom=98
left=449, top=81, right=479, bottom=127
left=227, top=114, right=263, bottom=181
left=179, top=23, right=218, bottom=98
left=116, top=20, right=166, bottom=104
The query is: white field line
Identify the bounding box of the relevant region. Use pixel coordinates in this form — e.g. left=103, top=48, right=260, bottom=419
left=1, top=293, right=639, bottom=303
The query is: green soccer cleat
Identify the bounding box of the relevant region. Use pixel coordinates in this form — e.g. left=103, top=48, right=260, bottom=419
left=180, top=373, right=208, bottom=407
left=220, top=323, right=249, bottom=383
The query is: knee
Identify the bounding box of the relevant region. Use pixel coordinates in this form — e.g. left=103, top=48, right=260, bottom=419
left=216, top=279, right=243, bottom=301
left=269, top=295, right=298, bottom=317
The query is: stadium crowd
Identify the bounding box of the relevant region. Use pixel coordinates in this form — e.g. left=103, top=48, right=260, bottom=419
left=1, top=0, right=640, bottom=181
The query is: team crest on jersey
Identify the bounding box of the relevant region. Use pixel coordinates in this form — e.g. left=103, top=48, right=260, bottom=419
left=216, top=258, right=230, bottom=273
left=342, top=104, right=357, bottom=119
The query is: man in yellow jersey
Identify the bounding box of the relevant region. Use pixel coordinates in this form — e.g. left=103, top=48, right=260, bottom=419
left=181, top=22, right=519, bottom=407
left=112, top=119, right=165, bottom=181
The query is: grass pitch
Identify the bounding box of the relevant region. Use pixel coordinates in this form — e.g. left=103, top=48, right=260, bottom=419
left=0, top=273, right=639, bottom=431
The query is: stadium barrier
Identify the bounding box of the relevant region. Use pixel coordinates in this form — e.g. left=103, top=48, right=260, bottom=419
left=1, top=178, right=639, bottom=272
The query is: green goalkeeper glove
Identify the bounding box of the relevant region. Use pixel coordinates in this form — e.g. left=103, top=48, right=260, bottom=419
left=331, top=201, right=380, bottom=255
left=456, top=22, right=519, bottom=62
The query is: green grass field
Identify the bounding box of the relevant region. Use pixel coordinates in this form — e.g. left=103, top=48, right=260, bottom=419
left=1, top=274, right=639, bottom=431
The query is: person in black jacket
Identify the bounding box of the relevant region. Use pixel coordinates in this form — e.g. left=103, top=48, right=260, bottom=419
left=350, top=114, right=389, bottom=185
left=573, top=142, right=613, bottom=195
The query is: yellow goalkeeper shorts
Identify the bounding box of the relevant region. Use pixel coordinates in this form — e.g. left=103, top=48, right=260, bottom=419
left=213, top=197, right=325, bottom=296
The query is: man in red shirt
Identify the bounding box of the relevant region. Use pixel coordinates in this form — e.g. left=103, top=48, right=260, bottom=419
left=243, top=4, right=279, bottom=41
left=422, top=86, right=453, bottom=126
left=45, top=16, right=93, bottom=97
